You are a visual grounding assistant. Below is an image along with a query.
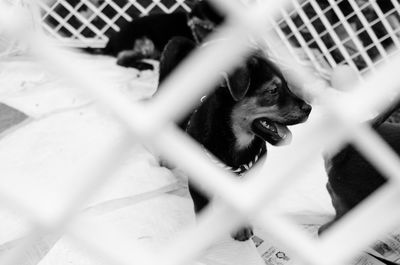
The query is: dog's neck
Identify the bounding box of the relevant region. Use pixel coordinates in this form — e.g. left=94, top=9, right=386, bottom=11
left=187, top=91, right=265, bottom=169
left=231, top=102, right=257, bottom=150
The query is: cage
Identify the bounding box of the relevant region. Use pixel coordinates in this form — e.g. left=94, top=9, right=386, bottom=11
left=1, top=1, right=400, bottom=265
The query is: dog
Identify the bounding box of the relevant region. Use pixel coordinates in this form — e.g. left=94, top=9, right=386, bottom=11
left=100, top=0, right=224, bottom=70
left=157, top=35, right=312, bottom=240
left=319, top=100, right=400, bottom=235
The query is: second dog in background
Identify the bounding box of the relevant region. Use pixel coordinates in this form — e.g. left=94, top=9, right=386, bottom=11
left=102, top=0, right=224, bottom=70
left=320, top=101, right=400, bottom=235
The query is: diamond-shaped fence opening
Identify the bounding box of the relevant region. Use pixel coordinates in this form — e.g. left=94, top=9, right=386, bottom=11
left=2, top=0, right=400, bottom=265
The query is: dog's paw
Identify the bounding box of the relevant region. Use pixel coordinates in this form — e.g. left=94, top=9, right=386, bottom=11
left=231, top=226, right=253, bottom=241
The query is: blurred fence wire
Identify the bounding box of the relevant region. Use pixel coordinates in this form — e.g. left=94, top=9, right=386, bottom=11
left=1, top=0, right=400, bottom=265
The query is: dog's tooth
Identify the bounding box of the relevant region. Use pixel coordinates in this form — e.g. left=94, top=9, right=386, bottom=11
left=260, top=120, right=277, bottom=132
left=261, top=120, right=269, bottom=128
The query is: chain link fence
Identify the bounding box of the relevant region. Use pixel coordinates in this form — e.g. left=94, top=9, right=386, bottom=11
left=1, top=0, right=400, bottom=265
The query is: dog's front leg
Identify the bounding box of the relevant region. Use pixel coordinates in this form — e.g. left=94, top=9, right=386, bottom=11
left=189, top=183, right=254, bottom=241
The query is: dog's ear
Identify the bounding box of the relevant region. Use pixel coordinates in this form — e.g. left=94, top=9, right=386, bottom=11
left=159, top=37, right=196, bottom=84
left=223, top=66, right=251, bottom=101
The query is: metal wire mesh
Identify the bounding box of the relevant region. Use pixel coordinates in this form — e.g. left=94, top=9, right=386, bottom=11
left=1, top=0, right=400, bottom=265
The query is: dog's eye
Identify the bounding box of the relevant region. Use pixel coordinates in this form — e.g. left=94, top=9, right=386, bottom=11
left=267, top=83, right=279, bottom=94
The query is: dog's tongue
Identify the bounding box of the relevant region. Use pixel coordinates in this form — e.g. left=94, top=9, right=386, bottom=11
left=251, top=118, right=292, bottom=146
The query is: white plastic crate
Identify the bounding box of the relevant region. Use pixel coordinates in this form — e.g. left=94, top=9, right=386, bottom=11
left=273, top=0, right=400, bottom=75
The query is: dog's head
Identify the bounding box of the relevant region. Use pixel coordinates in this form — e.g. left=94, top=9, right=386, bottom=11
left=227, top=53, right=312, bottom=147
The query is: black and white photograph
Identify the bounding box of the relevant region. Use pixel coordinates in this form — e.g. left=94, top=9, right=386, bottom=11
left=1, top=0, right=400, bottom=265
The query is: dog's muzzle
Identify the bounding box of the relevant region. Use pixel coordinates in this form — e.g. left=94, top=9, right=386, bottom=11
left=251, top=118, right=292, bottom=146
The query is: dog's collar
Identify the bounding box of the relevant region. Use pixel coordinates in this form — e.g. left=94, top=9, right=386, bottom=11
left=185, top=95, right=207, bottom=132
left=204, top=144, right=266, bottom=176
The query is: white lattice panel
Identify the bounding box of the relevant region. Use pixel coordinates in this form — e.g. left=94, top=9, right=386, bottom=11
left=38, top=0, right=193, bottom=48
left=272, top=0, right=400, bottom=76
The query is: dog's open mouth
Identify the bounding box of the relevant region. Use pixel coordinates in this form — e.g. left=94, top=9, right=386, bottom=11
left=251, top=118, right=292, bottom=146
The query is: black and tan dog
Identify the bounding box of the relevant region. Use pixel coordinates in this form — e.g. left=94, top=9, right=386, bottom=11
left=157, top=35, right=312, bottom=240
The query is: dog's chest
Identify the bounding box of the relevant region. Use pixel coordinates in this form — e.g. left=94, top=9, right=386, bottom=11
left=186, top=94, right=266, bottom=174
left=232, top=126, right=255, bottom=150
